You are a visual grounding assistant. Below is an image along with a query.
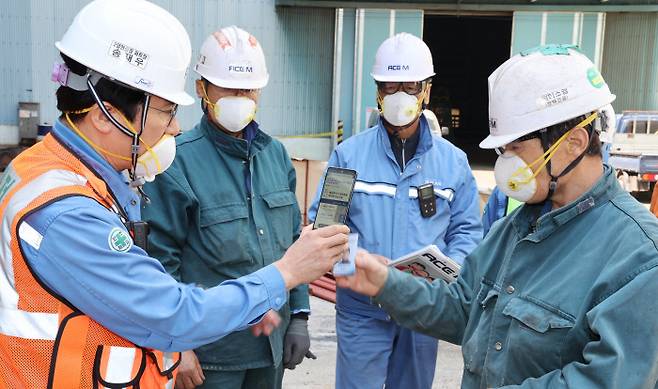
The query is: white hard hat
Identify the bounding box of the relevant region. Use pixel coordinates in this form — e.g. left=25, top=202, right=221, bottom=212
left=480, top=44, right=615, bottom=149
left=195, top=26, right=269, bottom=90
left=371, top=33, right=435, bottom=82
left=55, top=0, right=193, bottom=106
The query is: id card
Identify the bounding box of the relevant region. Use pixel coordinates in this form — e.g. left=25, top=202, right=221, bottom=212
left=333, top=233, right=358, bottom=276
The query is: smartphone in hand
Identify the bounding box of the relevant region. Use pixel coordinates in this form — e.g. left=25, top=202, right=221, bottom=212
left=313, top=167, right=357, bottom=229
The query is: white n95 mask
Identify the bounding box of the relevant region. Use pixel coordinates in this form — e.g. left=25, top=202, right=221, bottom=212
left=380, top=92, right=422, bottom=127
left=212, top=96, right=256, bottom=133
left=494, top=152, right=538, bottom=203
left=135, top=134, right=176, bottom=182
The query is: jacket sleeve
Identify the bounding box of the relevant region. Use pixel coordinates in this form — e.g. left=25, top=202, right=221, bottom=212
left=141, top=168, right=195, bottom=282
left=500, top=264, right=658, bottom=389
left=443, top=158, right=483, bottom=264
left=284, top=151, right=310, bottom=313
left=373, top=252, right=479, bottom=344
left=20, top=196, right=288, bottom=352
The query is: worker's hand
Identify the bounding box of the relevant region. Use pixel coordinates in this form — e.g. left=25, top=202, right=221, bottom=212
left=250, top=309, right=281, bottom=337
left=275, top=224, right=349, bottom=289
left=174, top=350, right=204, bottom=389
left=335, top=250, right=390, bottom=296
left=283, top=317, right=316, bottom=370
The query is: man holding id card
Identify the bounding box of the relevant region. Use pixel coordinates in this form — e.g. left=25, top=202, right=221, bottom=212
left=308, top=33, right=482, bottom=389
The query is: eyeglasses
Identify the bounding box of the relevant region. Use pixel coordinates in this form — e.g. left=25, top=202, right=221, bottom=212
left=149, top=104, right=178, bottom=127
left=494, top=132, right=540, bottom=156
left=494, top=112, right=599, bottom=156
left=376, top=80, right=428, bottom=95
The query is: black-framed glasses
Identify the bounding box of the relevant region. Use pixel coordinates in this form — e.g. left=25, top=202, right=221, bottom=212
left=149, top=104, right=178, bottom=127
left=494, top=131, right=541, bottom=155
left=376, top=80, right=428, bottom=95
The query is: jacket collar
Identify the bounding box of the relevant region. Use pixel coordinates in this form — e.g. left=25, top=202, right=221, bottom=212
left=513, top=165, right=621, bottom=242
left=50, top=119, right=141, bottom=220
left=378, top=114, right=434, bottom=164
left=200, top=115, right=271, bottom=160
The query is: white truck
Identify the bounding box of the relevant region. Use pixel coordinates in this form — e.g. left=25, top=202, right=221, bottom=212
left=609, top=111, right=658, bottom=197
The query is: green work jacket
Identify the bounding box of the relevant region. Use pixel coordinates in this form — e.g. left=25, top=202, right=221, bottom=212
left=142, top=116, right=309, bottom=371
left=375, top=166, right=658, bottom=388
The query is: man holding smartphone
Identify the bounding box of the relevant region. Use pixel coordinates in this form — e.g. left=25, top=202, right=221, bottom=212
left=308, top=33, right=483, bottom=389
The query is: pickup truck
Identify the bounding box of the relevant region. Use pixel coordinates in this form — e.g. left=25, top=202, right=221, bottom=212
left=609, top=111, right=658, bottom=196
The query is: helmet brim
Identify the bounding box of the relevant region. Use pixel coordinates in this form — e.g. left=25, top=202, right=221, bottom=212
left=479, top=132, right=526, bottom=149
left=196, top=69, right=268, bottom=90
left=371, top=72, right=435, bottom=82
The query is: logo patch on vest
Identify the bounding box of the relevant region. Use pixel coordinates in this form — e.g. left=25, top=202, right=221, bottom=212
left=108, top=227, right=133, bottom=252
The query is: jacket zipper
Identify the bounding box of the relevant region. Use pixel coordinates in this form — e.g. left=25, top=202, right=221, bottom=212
left=401, top=138, right=406, bottom=172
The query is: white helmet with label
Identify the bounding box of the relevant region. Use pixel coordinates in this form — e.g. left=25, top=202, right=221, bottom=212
left=371, top=33, right=435, bottom=82
left=55, top=0, right=193, bottom=105
left=195, top=26, right=269, bottom=89
left=480, top=44, right=615, bottom=149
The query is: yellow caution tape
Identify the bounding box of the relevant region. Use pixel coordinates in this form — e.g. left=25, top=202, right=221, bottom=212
left=278, top=130, right=338, bottom=139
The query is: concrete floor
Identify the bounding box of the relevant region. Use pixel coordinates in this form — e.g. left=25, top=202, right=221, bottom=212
left=282, top=297, right=464, bottom=389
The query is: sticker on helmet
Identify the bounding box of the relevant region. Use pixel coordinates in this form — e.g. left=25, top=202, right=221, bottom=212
left=539, top=88, right=569, bottom=108
left=108, top=41, right=149, bottom=70
left=213, top=31, right=232, bottom=50
left=587, top=67, right=605, bottom=88
left=108, top=227, right=133, bottom=252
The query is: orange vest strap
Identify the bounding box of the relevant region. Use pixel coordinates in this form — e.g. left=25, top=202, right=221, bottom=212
left=49, top=312, right=88, bottom=389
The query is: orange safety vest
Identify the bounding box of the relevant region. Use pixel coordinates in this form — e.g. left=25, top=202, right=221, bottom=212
left=0, top=133, right=179, bottom=388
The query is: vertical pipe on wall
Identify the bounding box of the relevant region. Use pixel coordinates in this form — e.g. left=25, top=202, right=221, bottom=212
left=540, top=12, right=548, bottom=45
left=353, top=9, right=365, bottom=135
left=595, top=12, right=605, bottom=69
left=572, top=12, right=581, bottom=45
left=389, top=10, right=396, bottom=37
left=331, top=8, right=344, bottom=149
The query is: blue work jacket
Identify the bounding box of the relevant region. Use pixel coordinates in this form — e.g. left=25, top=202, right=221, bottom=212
left=18, top=120, right=287, bottom=352
left=309, top=116, right=483, bottom=319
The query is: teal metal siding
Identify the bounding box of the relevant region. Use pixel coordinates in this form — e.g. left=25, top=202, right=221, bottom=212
left=333, top=8, right=423, bottom=136
left=360, top=9, right=391, bottom=133
left=545, top=13, right=574, bottom=44
left=601, top=13, right=658, bottom=111
left=0, top=0, right=32, bottom=125
left=511, top=12, right=542, bottom=55
left=511, top=11, right=603, bottom=67
left=0, top=0, right=335, bottom=138
left=580, top=13, right=599, bottom=62
left=395, top=9, right=423, bottom=36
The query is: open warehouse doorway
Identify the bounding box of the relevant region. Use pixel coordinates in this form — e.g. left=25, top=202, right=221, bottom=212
left=424, top=13, right=512, bottom=166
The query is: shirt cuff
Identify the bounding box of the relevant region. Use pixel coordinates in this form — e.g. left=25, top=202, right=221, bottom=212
left=252, top=264, right=287, bottom=311
left=292, top=309, right=311, bottom=315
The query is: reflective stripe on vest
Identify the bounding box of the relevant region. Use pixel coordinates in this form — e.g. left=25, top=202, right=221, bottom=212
left=0, top=134, right=178, bottom=389
left=506, top=197, right=524, bottom=216
left=354, top=180, right=455, bottom=202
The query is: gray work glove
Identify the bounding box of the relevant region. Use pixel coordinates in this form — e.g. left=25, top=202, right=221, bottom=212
left=283, top=316, right=316, bottom=370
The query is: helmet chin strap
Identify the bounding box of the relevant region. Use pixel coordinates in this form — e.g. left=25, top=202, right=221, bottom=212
left=539, top=122, right=595, bottom=201
left=85, top=73, right=152, bottom=200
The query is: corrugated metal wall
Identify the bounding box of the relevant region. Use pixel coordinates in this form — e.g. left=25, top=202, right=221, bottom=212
left=0, top=0, right=334, bottom=137
left=601, top=13, right=658, bottom=112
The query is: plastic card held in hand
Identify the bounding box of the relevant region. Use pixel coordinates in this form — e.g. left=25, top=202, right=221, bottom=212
left=333, top=233, right=358, bottom=276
